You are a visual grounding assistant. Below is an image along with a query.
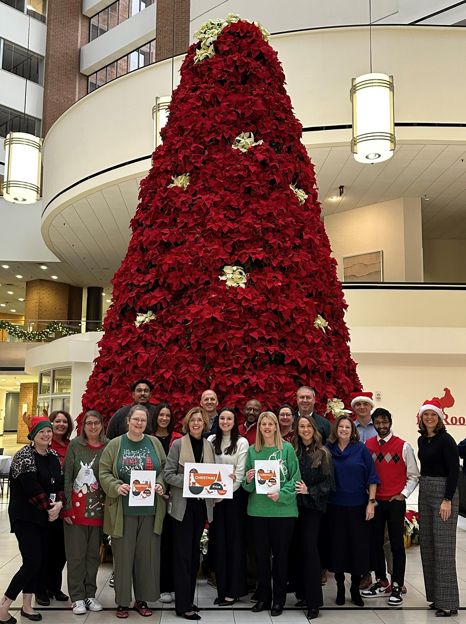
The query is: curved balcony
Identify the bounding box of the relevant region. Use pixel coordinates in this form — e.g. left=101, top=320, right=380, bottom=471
left=41, top=25, right=466, bottom=282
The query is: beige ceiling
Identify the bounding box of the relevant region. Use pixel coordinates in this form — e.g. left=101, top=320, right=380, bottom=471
left=40, top=143, right=466, bottom=289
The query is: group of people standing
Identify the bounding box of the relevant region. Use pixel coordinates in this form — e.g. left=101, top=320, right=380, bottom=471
left=0, top=379, right=462, bottom=624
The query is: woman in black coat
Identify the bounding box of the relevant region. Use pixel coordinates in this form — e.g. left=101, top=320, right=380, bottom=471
left=0, top=416, right=65, bottom=624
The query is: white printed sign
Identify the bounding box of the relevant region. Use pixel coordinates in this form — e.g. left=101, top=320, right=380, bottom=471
left=183, top=463, right=234, bottom=499
left=254, top=460, right=280, bottom=494
left=129, top=470, right=157, bottom=506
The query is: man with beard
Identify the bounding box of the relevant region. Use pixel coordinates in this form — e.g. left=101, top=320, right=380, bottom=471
left=106, top=378, right=155, bottom=439
left=239, top=399, right=262, bottom=445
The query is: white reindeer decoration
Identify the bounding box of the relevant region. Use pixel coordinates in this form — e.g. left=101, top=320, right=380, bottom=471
left=73, top=458, right=98, bottom=494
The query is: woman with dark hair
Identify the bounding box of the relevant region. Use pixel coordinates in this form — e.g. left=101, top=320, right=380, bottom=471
left=49, top=410, right=74, bottom=466
left=324, top=415, right=380, bottom=607
left=293, top=415, right=335, bottom=620
left=277, top=404, right=295, bottom=443
left=151, top=403, right=182, bottom=604
left=242, top=411, right=300, bottom=617
left=165, top=407, right=215, bottom=621
left=0, top=416, right=64, bottom=624
left=62, top=410, right=108, bottom=614
left=208, top=407, right=249, bottom=606
left=418, top=399, right=459, bottom=617
left=35, top=411, right=73, bottom=605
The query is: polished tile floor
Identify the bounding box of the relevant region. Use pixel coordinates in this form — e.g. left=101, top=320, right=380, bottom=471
left=0, top=434, right=465, bottom=623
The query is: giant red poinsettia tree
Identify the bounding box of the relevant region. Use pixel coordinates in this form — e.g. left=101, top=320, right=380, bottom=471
left=80, top=15, right=361, bottom=428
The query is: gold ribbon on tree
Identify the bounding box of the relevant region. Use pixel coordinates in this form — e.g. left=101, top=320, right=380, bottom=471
left=314, top=314, right=329, bottom=332
left=290, top=184, right=308, bottom=206
left=168, top=174, right=190, bottom=189
left=326, top=398, right=352, bottom=419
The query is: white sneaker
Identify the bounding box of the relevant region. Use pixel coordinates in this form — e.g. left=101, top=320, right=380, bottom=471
left=159, top=592, right=173, bottom=603
left=72, top=600, right=86, bottom=615
left=85, top=598, right=103, bottom=612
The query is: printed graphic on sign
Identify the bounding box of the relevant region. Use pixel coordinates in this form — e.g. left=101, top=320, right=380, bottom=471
left=255, top=460, right=280, bottom=494
left=129, top=470, right=157, bottom=506
left=183, top=463, right=234, bottom=499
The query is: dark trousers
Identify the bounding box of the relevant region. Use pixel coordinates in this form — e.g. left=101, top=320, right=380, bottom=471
left=6, top=521, right=49, bottom=600
left=372, top=499, right=406, bottom=586
left=295, top=508, right=324, bottom=608
left=36, top=517, right=66, bottom=593
left=160, top=511, right=175, bottom=594
left=250, top=516, right=295, bottom=607
left=173, top=499, right=206, bottom=614
left=211, top=488, right=248, bottom=600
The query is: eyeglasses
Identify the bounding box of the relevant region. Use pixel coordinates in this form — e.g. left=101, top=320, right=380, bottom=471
left=189, top=419, right=204, bottom=424
left=130, top=418, right=147, bottom=424
left=85, top=421, right=101, bottom=427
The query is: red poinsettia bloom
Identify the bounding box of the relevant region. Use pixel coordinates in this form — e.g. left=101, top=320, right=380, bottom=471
left=79, top=18, right=361, bottom=430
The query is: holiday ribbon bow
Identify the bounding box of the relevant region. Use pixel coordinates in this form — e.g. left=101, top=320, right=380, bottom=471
left=194, top=14, right=269, bottom=64
left=135, top=311, right=156, bottom=327
left=219, top=265, right=248, bottom=288
left=314, top=314, right=329, bottom=332
left=290, top=184, right=308, bottom=206
left=326, top=398, right=352, bottom=419
left=168, top=174, right=190, bottom=189
left=232, top=132, right=264, bottom=153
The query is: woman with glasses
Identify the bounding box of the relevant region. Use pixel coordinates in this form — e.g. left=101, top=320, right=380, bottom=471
left=165, top=407, right=216, bottom=621
left=100, top=404, right=166, bottom=619
left=277, top=404, right=295, bottom=443
left=62, top=410, right=108, bottom=615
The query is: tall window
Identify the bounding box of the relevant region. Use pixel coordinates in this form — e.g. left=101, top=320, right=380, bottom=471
left=88, top=39, right=155, bottom=92
left=1, top=40, right=44, bottom=84
left=0, top=0, right=47, bottom=23
left=0, top=104, right=41, bottom=138
left=90, top=0, right=154, bottom=41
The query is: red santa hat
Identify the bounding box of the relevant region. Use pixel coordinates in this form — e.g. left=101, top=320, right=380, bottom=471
left=350, top=391, right=375, bottom=409
left=419, top=398, right=444, bottom=421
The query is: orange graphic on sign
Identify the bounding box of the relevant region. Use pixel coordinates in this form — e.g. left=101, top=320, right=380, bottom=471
left=257, top=469, right=278, bottom=487
left=131, top=479, right=152, bottom=499
left=188, top=468, right=228, bottom=495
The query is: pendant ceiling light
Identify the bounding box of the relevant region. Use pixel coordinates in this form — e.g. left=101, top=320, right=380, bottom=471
left=2, top=18, right=42, bottom=203
left=350, top=1, right=395, bottom=164
left=2, top=133, right=42, bottom=203
left=152, top=96, right=171, bottom=149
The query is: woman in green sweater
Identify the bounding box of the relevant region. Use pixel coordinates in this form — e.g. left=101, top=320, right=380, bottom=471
left=242, top=411, right=300, bottom=617
left=100, top=404, right=166, bottom=619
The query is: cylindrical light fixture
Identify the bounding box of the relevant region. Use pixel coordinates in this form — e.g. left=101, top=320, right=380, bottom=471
left=350, top=73, right=395, bottom=163
left=152, top=96, right=171, bottom=150
left=2, top=132, right=42, bottom=203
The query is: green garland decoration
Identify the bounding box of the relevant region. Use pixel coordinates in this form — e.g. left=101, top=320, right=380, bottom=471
left=0, top=320, right=80, bottom=342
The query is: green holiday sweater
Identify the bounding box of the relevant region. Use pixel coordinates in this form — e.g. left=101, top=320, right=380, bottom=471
left=62, top=437, right=108, bottom=525
left=242, top=442, right=300, bottom=518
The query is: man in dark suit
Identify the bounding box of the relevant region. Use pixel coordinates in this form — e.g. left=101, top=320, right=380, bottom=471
left=294, top=386, right=331, bottom=444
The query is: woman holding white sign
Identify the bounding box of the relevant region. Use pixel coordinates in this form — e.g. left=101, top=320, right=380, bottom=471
left=208, top=407, right=249, bottom=607
left=99, top=404, right=166, bottom=619
left=242, top=411, right=301, bottom=617
left=165, top=406, right=216, bottom=621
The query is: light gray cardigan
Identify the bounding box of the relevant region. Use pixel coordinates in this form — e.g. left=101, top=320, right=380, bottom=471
left=164, top=435, right=216, bottom=523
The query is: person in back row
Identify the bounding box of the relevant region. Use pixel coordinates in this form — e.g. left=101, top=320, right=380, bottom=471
left=106, top=379, right=156, bottom=439
left=294, top=387, right=331, bottom=444
left=238, top=400, right=262, bottom=446
left=200, top=390, right=219, bottom=434
left=362, top=408, right=419, bottom=607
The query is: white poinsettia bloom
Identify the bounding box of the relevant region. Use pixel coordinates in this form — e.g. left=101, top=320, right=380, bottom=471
left=135, top=311, right=156, bottom=327
left=232, top=132, right=264, bottom=153
left=314, top=314, right=329, bottom=332
left=168, top=174, right=190, bottom=189
left=290, top=184, right=308, bottom=206
left=219, top=265, right=248, bottom=288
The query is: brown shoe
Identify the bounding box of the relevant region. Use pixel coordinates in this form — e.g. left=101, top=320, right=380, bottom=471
left=321, top=569, right=327, bottom=586
left=359, top=573, right=372, bottom=590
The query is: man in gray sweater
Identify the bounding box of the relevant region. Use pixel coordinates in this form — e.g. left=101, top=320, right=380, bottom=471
left=106, top=378, right=156, bottom=439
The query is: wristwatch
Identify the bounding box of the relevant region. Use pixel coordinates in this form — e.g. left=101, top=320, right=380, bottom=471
left=369, top=498, right=376, bottom=504
left=443, top=498, right=451, bottom=502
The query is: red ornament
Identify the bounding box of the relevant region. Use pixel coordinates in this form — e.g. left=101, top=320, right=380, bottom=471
left=79, top=19, right=361, bottom=431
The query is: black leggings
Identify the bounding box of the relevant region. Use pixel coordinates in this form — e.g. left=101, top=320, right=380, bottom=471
left=6, top=521, right=49, bottom=600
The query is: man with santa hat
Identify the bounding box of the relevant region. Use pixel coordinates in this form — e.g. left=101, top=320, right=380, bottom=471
left=351, top=391, right=377, bottom=443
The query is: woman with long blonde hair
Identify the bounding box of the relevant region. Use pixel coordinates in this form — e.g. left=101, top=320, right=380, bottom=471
left=242, top=412, right=300, bottom=617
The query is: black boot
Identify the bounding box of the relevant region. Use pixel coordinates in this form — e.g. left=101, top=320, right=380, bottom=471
left=335, top=573, right=345, bottom=606
left=350, top=575, right=364, bottom=607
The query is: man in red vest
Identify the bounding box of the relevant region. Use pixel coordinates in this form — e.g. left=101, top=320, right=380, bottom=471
left=362, top=408, right=419, bottom=606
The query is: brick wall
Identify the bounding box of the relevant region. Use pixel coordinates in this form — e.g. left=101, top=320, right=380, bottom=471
left=42, top=0, right=89, bottom=136
left=156, top=0, right=190, bottom=62
left=17, top=383, right=38, bottom=444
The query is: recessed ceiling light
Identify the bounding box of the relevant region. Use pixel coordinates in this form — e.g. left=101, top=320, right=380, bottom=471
left=15, top=381, right=20, bottom=385
left=15, top=275, right=22, bottom=279
left=7, top=291, right=13, bottom=295
left=1, top=265, right=8, bottom=269
left=51, top=275, right=58, bottom=279
left=1, top=379, right=5, bottom=381
left=106, top=299, right=111, bottom=302
left=0, top=304, right=4, bottom=307
left=10, top=309, right=16, bottom=312
left=40, top=265, right=48, bottom=269
left=18, top=298, right=24, bottom=301
left=424, top=195, right=431, bottom=201
left=329, top=196, right=339, bottom=201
